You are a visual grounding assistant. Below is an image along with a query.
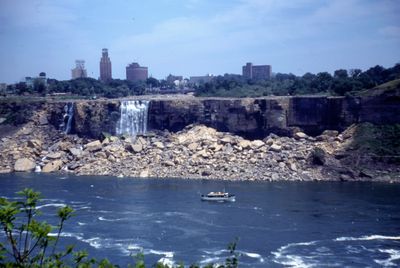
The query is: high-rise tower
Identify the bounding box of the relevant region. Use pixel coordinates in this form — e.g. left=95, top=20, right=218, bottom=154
left=100, top=48, right=112, bottom=82
left=71, top=60, right=87, bottom=79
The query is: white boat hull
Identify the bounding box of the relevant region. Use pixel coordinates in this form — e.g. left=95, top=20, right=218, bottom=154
left=201, top=195, right=236, bottom=202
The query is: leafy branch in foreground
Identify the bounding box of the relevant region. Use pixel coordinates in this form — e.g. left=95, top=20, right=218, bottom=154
left=0, top=188, right=239, bottom=267
left=0, top=188, right=95, bottom=267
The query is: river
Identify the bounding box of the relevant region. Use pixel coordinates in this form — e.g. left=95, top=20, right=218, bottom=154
left=0, top=173, right=399, bottom=267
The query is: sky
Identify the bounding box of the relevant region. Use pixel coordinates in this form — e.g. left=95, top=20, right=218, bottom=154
left=0, top=0, right=399, bottom=83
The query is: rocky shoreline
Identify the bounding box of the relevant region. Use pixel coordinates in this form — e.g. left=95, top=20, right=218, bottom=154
left=0, top=110, right=399, bottom=183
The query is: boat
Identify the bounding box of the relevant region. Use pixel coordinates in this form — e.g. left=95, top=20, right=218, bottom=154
left=201, top=191, right=236, bottom=202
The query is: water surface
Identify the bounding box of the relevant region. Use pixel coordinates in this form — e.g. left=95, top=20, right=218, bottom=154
left=0, top=173, right=399, bottom=267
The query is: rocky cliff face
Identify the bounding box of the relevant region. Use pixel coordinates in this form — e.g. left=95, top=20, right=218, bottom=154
left=73, top=101, right=120, bottom=137
left=149, top=96, right=361, bottom=138
left=1, top=93, right=399, bottom=139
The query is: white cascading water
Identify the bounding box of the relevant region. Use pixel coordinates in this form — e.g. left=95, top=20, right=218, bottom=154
left=116, top=100, right=149, bottom=136
left=60, top=102, right=74, bottom=134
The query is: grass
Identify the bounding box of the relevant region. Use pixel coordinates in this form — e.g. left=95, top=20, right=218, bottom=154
left=355, top=79, right=400, bottom=97
left=352, top=123, right=400, bottom=161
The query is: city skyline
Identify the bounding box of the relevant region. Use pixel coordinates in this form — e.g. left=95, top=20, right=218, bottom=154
left=0, top=0, right=399, bottom=84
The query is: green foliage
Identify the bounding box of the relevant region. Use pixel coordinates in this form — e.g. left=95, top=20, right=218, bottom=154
left=195, top=63, right=400, bottom=97
left=45, top=78, right=147, bottom=98
left=1, top=189, right=241, bottom=267
left=352, top=123, right=400, bottom=162
left=310, top=147, right=326, bottom=165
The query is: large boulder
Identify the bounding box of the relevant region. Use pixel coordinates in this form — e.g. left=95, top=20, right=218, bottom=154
left=322, top=130, right=339, bottom=137
left=47, top=152, right=63, bottom=159
left=238, top=140, right=251, bottom=149
left=27, top=139, right=42, bottom=150
left=269, top=144, right=282, bottom=152
left=251, top=140, right=265, bottom=149
left=42, top=160, right=63, bottom=173
left=188, top=142, right=199, bottom=151
left=69, top=148, right=83, bottom=157
left=294, top=132, right=308, bottom=140
left=85, top=140, right=102, bottom=152
left=130, top=143, right=143, bottom=153
left=153, top=141, right=164, bottom=149
left=14, top=158, right=36, bottom=172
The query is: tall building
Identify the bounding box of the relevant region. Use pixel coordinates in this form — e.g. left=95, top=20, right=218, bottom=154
left=126, top=62, right=148, bottom=82
left=242, top=62, right=272, bottom=80
left=71, top=60, right=87, bottom=79
left=99, top=48, right=112, bottom=82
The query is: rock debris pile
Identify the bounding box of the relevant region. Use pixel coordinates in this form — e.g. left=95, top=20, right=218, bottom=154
left=0, top=113, right=398, bottom=182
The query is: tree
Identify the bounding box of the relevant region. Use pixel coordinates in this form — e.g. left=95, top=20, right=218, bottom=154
left=33, top=79, right=47, bottom=96
left=146, top=77, right=160, bottom=88
left=0, top=188, right=78, bottom=266
left=15, top=82, right=30, bottom=95
left=334, top=69, right=348, bottom=79
left=349, top=69, right=362, bottom=78
left=316, top=72, right=333, bottom=93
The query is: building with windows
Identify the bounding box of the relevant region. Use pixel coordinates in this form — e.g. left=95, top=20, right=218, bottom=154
left=99, top=48, right=112, bottom=82
left=126, top=62, right=148, bottom=82
left=25, top=72, right=47, bottom=88
left=71, top=60, right=87, bottom=79
left=242, top=62, right=272, bottom=80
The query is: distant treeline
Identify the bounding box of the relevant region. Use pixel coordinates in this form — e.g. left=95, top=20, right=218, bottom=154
left=5, top=63, right=400, bottom=98
left=194, top=63, right=400, bottom=97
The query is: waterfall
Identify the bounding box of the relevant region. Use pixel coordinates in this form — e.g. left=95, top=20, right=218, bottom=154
left=116, top=100, right=149, bottom=136
left=60, top=102, right=74, bottom=134
left=35, top=165, right=41, bottom=172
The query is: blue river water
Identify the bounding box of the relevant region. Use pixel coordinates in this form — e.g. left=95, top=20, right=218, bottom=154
left=0, top=173, right=399, bottom=267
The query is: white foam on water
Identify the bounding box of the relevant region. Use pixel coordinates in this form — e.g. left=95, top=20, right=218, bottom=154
left=96, top=210, right=113, bottom=214
left=199, top=256, right=223, bottom=264
left=240, top=251, right=265, bottom=262
left=272, top=235, right=400, bottom=267
left=375, top=249, right=400, bottom=267
left=49, top=232, right=84, bottom=241
left=203, top=249, right=228, bottom=255
left=127, top=244, right=143, bottom=251
left=148, top=249, right=174, bottom=267
left=37, top=203, right=67, bottom=209
left=335, top=235, right=400, bottom=242
left=271, top=241, right=318, bottom=268
left=58, top=176, right=68, bottom=180
left=77, top=222, right=87, bottom=226
left=163, top=211, right=187, bottom=217
left=98, top=216, right=127, bottom=222
left=95, top=195, right=115, bottom=201
left=83, top=237, right=103, bottom=249
left=75, top=206, right=91, bottom=210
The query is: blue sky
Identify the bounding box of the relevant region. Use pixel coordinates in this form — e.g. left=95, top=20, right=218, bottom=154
left=0, top=0, right=399, bottom=83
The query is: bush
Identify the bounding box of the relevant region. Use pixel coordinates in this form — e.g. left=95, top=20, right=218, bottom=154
left=310, top=147, right=326, bottom=165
